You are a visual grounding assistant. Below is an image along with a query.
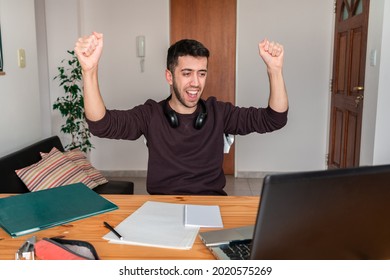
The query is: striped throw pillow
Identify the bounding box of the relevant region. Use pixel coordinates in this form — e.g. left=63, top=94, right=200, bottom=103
left=42, top=148, right=108, bottom=186
left=15, top=147, right=98, bottom=192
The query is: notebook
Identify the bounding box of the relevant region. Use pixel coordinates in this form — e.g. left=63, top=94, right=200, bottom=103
left=0, top=183, right=118, bottom=237
left=199, top=164, right=390, bottom=260
left=184, top=204, right=223, bottom=228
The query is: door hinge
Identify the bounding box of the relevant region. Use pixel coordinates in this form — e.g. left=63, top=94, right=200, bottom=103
left=333, top=0, right=337, bottom=14
left=330, top=79, right=333, bottom=93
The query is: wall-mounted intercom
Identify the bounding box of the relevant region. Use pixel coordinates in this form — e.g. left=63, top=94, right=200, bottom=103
left=136, top=35, right=145, bottom=57
left=136, top=35, right=145, bottom=72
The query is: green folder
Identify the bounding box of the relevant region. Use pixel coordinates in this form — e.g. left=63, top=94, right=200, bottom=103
left=0, top=183, right=118, bottom=237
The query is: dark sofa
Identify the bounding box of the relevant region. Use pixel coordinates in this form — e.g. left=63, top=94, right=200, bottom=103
left=0, top=136, right=134, bottom=194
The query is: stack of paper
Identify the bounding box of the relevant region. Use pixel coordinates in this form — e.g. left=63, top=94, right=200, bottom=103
left=103, top=201, right=199, bottom=250
left=103, top=201, right=224, bottom=250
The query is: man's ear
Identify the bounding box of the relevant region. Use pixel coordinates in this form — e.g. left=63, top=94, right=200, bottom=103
left=165, top=69, right=173, bottom=85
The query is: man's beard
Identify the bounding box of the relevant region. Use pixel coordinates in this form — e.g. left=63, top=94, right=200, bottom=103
left=172, top=79, right=200, bottom=109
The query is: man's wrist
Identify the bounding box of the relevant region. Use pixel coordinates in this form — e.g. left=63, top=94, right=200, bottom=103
left=267, top=67, right=283, bottom=77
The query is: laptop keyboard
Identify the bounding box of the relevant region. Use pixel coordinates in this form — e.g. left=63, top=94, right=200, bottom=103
left=220, top=239, right=252, bottom=260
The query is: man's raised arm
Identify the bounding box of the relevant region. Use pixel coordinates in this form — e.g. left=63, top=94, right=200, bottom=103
left=74, top=32, right=106, bottom=121
left=258, top=38, right=288, bottom=113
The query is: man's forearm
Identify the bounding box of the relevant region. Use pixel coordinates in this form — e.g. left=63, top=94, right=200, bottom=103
left=82, top=68, right=106, bottom=121
left=267, top=69, right=288, bottom=113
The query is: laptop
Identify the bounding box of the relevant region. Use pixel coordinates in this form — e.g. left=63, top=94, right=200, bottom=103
left=199, top=164, right=390, bottom=260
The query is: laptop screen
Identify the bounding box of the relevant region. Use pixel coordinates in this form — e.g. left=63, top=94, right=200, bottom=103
left=250, top=164, right=390, bottom=260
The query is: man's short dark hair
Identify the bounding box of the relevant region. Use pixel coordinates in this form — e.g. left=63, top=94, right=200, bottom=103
left=167, top=39, right=209, bottom=73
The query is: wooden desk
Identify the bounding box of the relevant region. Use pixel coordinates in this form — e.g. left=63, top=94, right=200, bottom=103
left=0, top=195, right=259, bottom=260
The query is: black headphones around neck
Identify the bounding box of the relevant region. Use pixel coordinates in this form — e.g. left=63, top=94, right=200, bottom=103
left=163, top=96, right=207, bottom=129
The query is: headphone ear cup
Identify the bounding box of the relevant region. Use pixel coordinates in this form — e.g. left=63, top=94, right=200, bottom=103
left=167, top=110, right=179, bottom=128
left=193, top=99, right=207, bottom=129
left=163, top=98, right=179, bottom=128
left=194, top=112, right=206, bottom=130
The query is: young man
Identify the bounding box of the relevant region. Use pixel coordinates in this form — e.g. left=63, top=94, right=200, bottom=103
left=74, top=32, right=288, bottom=195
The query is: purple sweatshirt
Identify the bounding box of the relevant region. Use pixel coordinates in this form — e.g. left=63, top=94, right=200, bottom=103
left=86, top=97, right=287, bottom=195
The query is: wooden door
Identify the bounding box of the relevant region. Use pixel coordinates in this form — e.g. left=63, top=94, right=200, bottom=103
left=170, top=0, right=236, bottom=174
left=328, top=0, right=370, bottom=169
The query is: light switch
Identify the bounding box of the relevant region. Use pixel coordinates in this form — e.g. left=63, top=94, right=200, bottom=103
left=370, top=49, right=377, bottom=67
left=17, top=49, right=26, bottom=68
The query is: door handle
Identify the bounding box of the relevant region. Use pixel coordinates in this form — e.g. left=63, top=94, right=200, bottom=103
left=353, top=86, right=364, bottom=91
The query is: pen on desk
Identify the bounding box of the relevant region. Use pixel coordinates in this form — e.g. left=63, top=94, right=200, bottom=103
left=103, top=221, right=123, bottom=240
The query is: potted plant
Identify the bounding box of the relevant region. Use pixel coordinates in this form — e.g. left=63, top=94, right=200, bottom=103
left=53, top=50, right=93, bottom=153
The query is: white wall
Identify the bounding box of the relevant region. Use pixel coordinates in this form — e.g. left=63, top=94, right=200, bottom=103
left=0, top=0, right=42, bottom=156
left=372, top=0, right=390, bottom=164
left=45, top=0, right=84, bottom=147
left=35, top=0, right=51, bottom=137
left=235, top=0, right=334, bottom=174
left=360, top=0, right=390, bottom=165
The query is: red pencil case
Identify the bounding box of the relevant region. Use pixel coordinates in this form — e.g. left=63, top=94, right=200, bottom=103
left=35, top=238, right=99, bottom=260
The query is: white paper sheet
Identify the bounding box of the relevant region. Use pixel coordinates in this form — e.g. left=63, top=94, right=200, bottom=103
left=103, top=201, right=199, bottom=250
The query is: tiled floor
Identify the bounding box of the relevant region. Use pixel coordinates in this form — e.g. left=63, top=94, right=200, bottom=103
left=107, top=175, right=263, bottom=196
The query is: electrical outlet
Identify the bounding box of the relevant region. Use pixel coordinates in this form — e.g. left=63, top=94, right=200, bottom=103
left=17, top=49, right=26, bottom=68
